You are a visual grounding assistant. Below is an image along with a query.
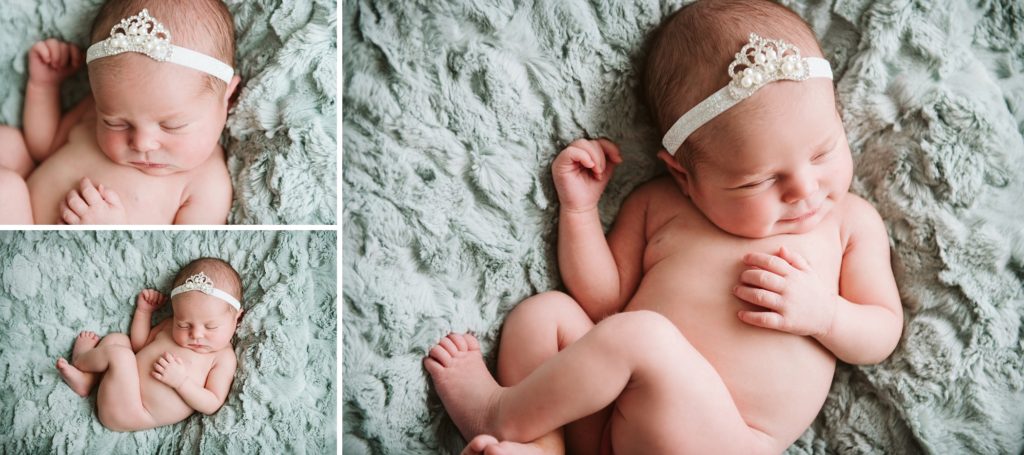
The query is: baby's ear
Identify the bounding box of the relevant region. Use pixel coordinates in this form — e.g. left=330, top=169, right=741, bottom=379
left=656, top=149, right=692, bottom=196
left=235, top=308, right=244, bottom=324
left=225, top=75, right=242, bottom=107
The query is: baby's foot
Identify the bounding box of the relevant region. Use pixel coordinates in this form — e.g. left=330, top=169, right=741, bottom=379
left=56, top=358, right=90, bottom=397
left=72, top=331, right=100, bottom=363
left=461, top=435, right=549, bottom=455
left=424, top=333, right=503, bottom=441
left=57, top=331, right=100, bottom=397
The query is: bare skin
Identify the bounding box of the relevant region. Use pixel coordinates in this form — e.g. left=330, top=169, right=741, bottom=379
left=56, top=288, right=239, bottom=431
left=428, top=75, right=903, bottom=453
left=0, top=39, right=238, bottom=225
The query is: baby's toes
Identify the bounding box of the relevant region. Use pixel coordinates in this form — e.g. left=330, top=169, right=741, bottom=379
left=427, top=344, right=452, bottom=367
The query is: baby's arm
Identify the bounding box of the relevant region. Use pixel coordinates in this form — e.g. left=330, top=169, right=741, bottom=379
left=23, top=39, right=83, bottom=162
left=813, top=198, right=903, bottom=364
left=130, top=289, right=168, bottom=352
left=554, top=139, right=646, bottom=321
left=153, top=350, right=236, bottom=415
left=173, top=164, right=233, bottom=224
left=734, top=197, right=902, bottom=364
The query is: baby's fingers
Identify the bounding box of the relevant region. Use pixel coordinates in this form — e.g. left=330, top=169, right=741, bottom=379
left=739, top=269, right=786, bottom=294
left=66, top=190, right=88, bottom=215
left=595, top=138, right=623, bottom=164
left=79, top=178, right=103, bottom=205
left=733, top=285, right=783, bottom=311
left=31, top=41, right=52, bottom=64
left=98, top=184, right=123, bottom=208
left=59, top=200, right=81, bottom=224
left=737, top=310, right=786, bottom=331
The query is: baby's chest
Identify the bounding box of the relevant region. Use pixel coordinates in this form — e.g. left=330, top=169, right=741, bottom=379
left=27, top=145, right=187, bottom=224
left=137, top=339, right=215, bottom=377
left=646, top=221, right=844, bottom=286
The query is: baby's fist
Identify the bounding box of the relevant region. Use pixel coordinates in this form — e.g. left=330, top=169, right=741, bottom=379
left=61, top=178, right=128, bottom=225
left=136, top=289, right=167, bottom=313
left=28, top=39, right=83, bottom=85
left=152, top=352, right=189, bottom=389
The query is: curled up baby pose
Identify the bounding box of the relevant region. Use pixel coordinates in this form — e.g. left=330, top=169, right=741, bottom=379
left=426, top=1, right=904, bottom=454
left=0, top=0, right=241, bottom=224
left=56, top=258, right=242, bottom=431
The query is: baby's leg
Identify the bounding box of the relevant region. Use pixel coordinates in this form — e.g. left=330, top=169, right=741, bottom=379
left=428, top=311, right=781, bottom=454
left=73, top=333, right=156, bottom=431
left=0, top=126, right=34, bottom=177
left=495, top=291, right=607, bottom=455
left=56, top=331, right=101, bottom=396
left=0, top=168, right=32, bottom=224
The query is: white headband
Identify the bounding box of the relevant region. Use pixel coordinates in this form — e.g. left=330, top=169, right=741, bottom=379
left=170, top=272, right=241, bottom=311
left=662, top=33, right=833, bottom=155
left=85, top=9, right=234, bottom=83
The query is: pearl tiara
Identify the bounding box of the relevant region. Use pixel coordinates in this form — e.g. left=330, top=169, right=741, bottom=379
left=662, top=33, right=833, bottom=155
left=170, top=272, right=241, bottom=311
left=85, top=9, right=234, bottom=83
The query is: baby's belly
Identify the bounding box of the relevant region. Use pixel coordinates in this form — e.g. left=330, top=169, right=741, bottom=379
left=625, top=256, right=836, bottom=442
left=135, top=345, right=210, bottom=426
left=27, top=145, right=184, bottom=224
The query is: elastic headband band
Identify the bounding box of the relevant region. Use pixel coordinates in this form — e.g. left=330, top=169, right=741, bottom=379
left=170, top=272, right=241, bottom=311
left=662, top=33, right=833, bottom=155
left=85, top=9, right=234, bottom=83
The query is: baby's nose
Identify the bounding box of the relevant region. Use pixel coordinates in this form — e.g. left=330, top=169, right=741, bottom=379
left=130, top=130, right=160, bottom=153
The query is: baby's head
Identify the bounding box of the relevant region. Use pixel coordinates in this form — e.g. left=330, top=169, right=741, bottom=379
left=644, top=0, right=853, bottom=238
left=169, top=257, right=243, bottom=353
left=87, top=0, right=240, bottom=176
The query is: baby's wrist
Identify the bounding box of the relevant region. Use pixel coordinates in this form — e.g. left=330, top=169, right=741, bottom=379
left=26, top=77, right=61, bottom=90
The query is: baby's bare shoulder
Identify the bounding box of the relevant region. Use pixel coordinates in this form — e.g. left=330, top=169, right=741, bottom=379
left=837, top=193, right=888, bottom=246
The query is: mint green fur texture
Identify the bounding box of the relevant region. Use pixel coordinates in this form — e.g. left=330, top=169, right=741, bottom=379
left=343, top=0, right=1024, bottom=453
left=0, top=230, right=337, bottom=453
left=0, top=0, right=337, bottom=224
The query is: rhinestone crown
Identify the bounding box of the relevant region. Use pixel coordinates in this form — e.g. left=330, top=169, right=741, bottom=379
left=727, top=33, right=810, bottom=100
left=101, top=9, right=172, bottom=62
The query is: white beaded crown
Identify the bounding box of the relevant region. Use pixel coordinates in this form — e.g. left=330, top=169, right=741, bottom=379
left=170, top=272, right=241, bottom=311
left=85, top=9, right=234, bottom=83
left=662, top=33, right=833, bottom=155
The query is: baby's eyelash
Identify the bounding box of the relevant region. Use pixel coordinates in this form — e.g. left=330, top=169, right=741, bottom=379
left=737, top=177, right=775, bottom=189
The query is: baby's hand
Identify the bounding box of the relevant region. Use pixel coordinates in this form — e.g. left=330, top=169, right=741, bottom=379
left=60, top=178, right=127, bottom=225
left=733, top=247, right=837, bottom=337
left=28, top=39, right=83, bottom=86
left=551, top=138, right=623, bottom=213
left=152, top=352, right=190, bottom=389
left=136, top=289, right=168, bottom=313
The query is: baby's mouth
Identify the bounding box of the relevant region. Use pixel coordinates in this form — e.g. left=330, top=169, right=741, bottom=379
left=130, top=161, right=169, bottom=169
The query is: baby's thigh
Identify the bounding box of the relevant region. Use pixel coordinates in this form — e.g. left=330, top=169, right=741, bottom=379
left=497, top=291, right=595, bottom=382
left=0, top=168, right=32, bottom=224
left=0, top=126, right=33, bottom=177
left=95, top=346, right=153, bottom=431
left=606, top=320, right=778, bottom=454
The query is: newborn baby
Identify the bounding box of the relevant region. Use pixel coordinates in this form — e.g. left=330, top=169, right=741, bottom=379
left=56, top=258, right=243, bottom=431
left=0, top=0, right=240, bottom=224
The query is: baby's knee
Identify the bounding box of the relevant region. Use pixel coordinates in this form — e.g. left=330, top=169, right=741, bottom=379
left=598, top=311, right=686, bottom=348
left=507, top=291, right=581, bottom=324
left=99, top=333, right=131, bottom=348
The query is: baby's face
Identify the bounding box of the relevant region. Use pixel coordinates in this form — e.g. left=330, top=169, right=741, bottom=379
left=672, top=79, right=853, bottom=238
left=170, top=294, right=240, bottom=353
left=89, top=55, right=234, bottom=176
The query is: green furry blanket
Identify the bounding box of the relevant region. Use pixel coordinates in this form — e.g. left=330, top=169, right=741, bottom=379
left=0, top=230, right=337, bottom=453
left=343, top=0, right=1024, bottom=453
left=0, top=0, right=337, bottom=224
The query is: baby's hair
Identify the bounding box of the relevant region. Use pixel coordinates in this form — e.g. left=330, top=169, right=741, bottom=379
left=89, top=0, right=235, bottom=93
left=642, top=0, right=823, bottom=173
left=173, top=257, right=243, bottom=308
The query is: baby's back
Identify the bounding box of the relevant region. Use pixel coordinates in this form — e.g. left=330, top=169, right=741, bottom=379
left=627, top=178, right=842, bottom=443
left=135, top=329, right=217, bottom=426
